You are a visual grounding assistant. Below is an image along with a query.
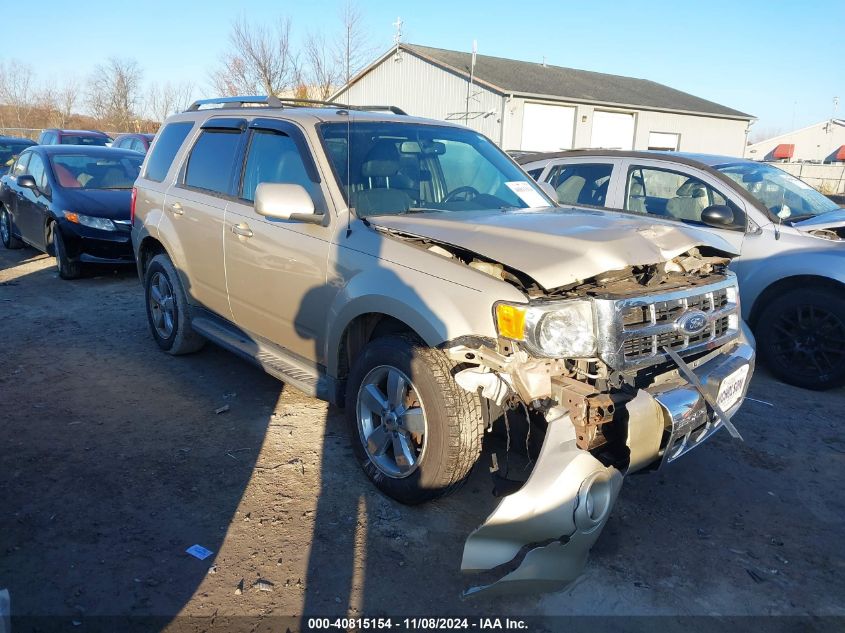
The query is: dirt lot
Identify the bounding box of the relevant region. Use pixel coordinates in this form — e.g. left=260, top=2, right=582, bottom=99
left=1, top=247, right=844, bottom=632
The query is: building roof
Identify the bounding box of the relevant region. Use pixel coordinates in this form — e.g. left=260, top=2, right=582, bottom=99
left=746, top=119, right=845, bottom=148
left=393, top=44, right=752, bottom=120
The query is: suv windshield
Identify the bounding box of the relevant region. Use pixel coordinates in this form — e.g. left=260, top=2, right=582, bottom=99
left=716, top=162, right=840, bottom=221
left=319, top=121, right=551, bottom=217
left=50, top=154, right=142, bottom=190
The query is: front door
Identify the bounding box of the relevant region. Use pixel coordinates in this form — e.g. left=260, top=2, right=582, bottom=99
left=17, top=153, right=50, bottom=249
left=615, top=160, right=748, bottom=255
left=224, top=121, right=332, bottom=365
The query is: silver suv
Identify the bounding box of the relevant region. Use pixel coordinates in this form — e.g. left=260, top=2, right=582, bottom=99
left=131, top=96, right=755, bottom=594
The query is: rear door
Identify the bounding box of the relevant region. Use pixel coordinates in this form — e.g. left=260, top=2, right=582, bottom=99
left=224, top=118, right=332, bottom=364
left=164, top=118, right=246, bottom=319
left=541, top=159, right=622, bottom=208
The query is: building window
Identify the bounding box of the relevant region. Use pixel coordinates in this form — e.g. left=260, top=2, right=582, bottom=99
left=648, top=132, right=680, bottom=151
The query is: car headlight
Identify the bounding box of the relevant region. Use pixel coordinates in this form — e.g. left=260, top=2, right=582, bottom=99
left=495, top=299, right=597, bottom=358
left=63, top=211, right=116, bottom=231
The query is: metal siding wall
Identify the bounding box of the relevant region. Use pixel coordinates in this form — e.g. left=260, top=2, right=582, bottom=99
left=334, top=52, right=503, bottom=141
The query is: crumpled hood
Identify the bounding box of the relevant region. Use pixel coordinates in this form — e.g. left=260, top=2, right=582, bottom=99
left=58, top=188, right=131, bottom=221
left=793, top=208, right=845, bottom=231
left=370, top=208, right=737, bottom=289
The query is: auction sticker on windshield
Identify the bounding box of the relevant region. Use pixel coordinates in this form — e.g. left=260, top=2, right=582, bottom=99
left=505, top=181, right=548, bottom=208
left=717, top=365, right=749, bottom=411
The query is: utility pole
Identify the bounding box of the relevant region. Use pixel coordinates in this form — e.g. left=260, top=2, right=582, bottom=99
left=392, top=17, right=403, bottom=62
left=465, top=40, right=477, bottom=125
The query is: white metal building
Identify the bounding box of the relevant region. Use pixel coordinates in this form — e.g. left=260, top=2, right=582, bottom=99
left=333, top=44, right=754, bottom=157
left=746, top=119, right=845, bottom=163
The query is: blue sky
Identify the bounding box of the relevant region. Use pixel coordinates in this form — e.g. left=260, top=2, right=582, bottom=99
left=2, top=0, right=843, bottom=137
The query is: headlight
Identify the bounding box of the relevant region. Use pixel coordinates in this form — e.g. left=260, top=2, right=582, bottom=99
left=63, top=211, right=116, bottom=231
left=495, top=299, right=597, bottom=358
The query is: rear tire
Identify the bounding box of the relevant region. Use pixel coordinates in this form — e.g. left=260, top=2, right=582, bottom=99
left=345, top=334, right=485, bottom=505
left=1, top=207, right=24, bottom=249
left=50, top=223, right=82, bottom=280
left=757, top=288, right=845, bottom=390
left=144, top=253, right=205, bottom=355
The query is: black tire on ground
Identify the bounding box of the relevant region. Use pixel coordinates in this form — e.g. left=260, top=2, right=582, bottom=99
left=1, top=207, right=24, bottom=249
left=757, top=288, right=845, bottom=391
left=345, top=334, right=485, bottom=505
left=144, top=253, right=205, bottom=355
left=50, top=223, right=82, bottom=280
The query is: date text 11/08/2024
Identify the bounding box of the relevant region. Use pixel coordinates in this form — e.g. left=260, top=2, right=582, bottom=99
left=306, top=617, right=529, bottom=630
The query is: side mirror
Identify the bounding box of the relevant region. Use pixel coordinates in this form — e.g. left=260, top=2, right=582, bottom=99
left=17, top=175, right=37, bottom=190
left=538, top=181, right=558, bottom=203
left=700, top=204, right=735, bottom=228
left=254, top=183, right=320, bottom=224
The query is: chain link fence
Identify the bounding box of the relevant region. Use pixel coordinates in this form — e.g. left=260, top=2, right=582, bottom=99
left=0, top=127, right=132, bottom=141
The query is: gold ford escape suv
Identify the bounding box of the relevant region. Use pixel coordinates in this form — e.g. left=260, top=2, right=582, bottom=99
left=131, top=95, right=755, bottom=595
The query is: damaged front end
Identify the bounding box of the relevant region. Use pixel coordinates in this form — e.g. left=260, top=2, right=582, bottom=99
left=446, top=250, right=756, bottom=596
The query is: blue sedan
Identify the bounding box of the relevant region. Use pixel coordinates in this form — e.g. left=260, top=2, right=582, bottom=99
left=0, top=145, right=142, bottom=278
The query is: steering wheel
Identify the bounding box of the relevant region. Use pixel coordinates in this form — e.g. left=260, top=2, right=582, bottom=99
left=443, top=186, right=481, bottom=203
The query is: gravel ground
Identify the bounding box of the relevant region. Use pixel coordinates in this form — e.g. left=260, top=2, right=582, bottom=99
left=1, top=248, right=844, bottom=632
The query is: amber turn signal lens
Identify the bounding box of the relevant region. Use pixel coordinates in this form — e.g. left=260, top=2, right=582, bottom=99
left=63, top=211, right=80, bottom=224
left=495, top=304, right=526, bottom=340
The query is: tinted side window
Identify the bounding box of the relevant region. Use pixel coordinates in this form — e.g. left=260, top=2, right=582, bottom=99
left=12, top=152, right=31, bottom=177
left=546, top=163, right=613, bottom=207
left=240, top=130, right=317, bottom=203
left=184, top=129, right=242, bottom=195
left=145, top=121, right=194, bottom=183
left=28, top=154, right=47, bottom=189
left=526, top=168, right=544, bottom=180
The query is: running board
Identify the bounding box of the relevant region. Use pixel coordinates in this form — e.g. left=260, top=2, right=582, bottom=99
left=191, top=316, right=339, bottom=404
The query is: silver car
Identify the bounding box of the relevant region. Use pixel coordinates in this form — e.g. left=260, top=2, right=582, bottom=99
left=520, top=150, right=845, bottom=390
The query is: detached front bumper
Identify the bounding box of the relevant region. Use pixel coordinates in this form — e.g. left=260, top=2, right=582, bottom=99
left=461, top=333, right=755, bottom=596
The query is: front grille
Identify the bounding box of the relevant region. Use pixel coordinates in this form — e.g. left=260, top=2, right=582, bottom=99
left=594, top=276, right=740, bottom=371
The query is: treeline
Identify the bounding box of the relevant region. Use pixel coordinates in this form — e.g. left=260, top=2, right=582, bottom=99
left=0, top=1, right=375, bottom=137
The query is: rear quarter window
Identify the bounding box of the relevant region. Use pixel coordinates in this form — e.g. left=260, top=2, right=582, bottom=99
left=144, top=121, right=195, bottom=183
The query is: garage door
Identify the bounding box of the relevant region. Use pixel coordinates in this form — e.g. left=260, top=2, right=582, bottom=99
left=521, top=103, right=575, bottom=152
left=590, top=111, right=635, bottom=150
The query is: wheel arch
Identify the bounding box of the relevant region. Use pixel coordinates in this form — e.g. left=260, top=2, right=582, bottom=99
left=748, top=275, right=845, bottom=329
left=334, top=311, right=430, bottom=382
left=136, top=236, right=167, bottom=281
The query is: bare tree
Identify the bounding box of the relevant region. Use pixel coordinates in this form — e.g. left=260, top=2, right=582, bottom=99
left=41, top=78, right=81, bottom=128
left=0, top=59, right=38, bottom=130
left=146, top=81, right=195, bottom=122
left=335, top=1, right=373, bottom=86
left=304, top=32, right=341, bottom=100
left=210, top=16, right=299, bottom=96
left=86, top=58, right=143, bottom=130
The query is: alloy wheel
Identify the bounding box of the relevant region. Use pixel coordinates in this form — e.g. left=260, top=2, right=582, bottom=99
left=356, top=365, right=428, bottom=478
left=770, top=303, right=845, bottom=380
left=148, top=272, right=176, bottom=339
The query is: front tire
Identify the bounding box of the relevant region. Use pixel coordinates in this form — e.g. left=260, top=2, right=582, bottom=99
left=50, top=223, right=81, bottom=279
left=1, top=207, right=23, bottom=249
left=757, top=288, right=845, bottom=390
left=345, top=334, right=485, bottom=504
left=144, top=253, right=205, bottom=355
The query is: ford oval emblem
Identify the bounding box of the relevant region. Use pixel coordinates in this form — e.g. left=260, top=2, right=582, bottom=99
left=676, top=310, right=709, bottom=335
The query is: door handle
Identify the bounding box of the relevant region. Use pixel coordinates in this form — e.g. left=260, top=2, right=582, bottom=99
left=231, top=223, right=253, bottom=238
left=170, top=202, right=183, bottom=215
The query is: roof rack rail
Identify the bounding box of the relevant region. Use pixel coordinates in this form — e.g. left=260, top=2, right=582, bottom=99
left=185, top=95, right=283, bottom=112
left=184, top=95, right=407, bottom=115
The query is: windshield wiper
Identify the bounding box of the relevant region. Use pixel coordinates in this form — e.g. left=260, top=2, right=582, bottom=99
left=406, top=207, right=443, bottom=214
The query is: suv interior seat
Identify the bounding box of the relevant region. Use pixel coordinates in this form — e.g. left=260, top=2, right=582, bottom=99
left=352, top=141, right=412, bottom=216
